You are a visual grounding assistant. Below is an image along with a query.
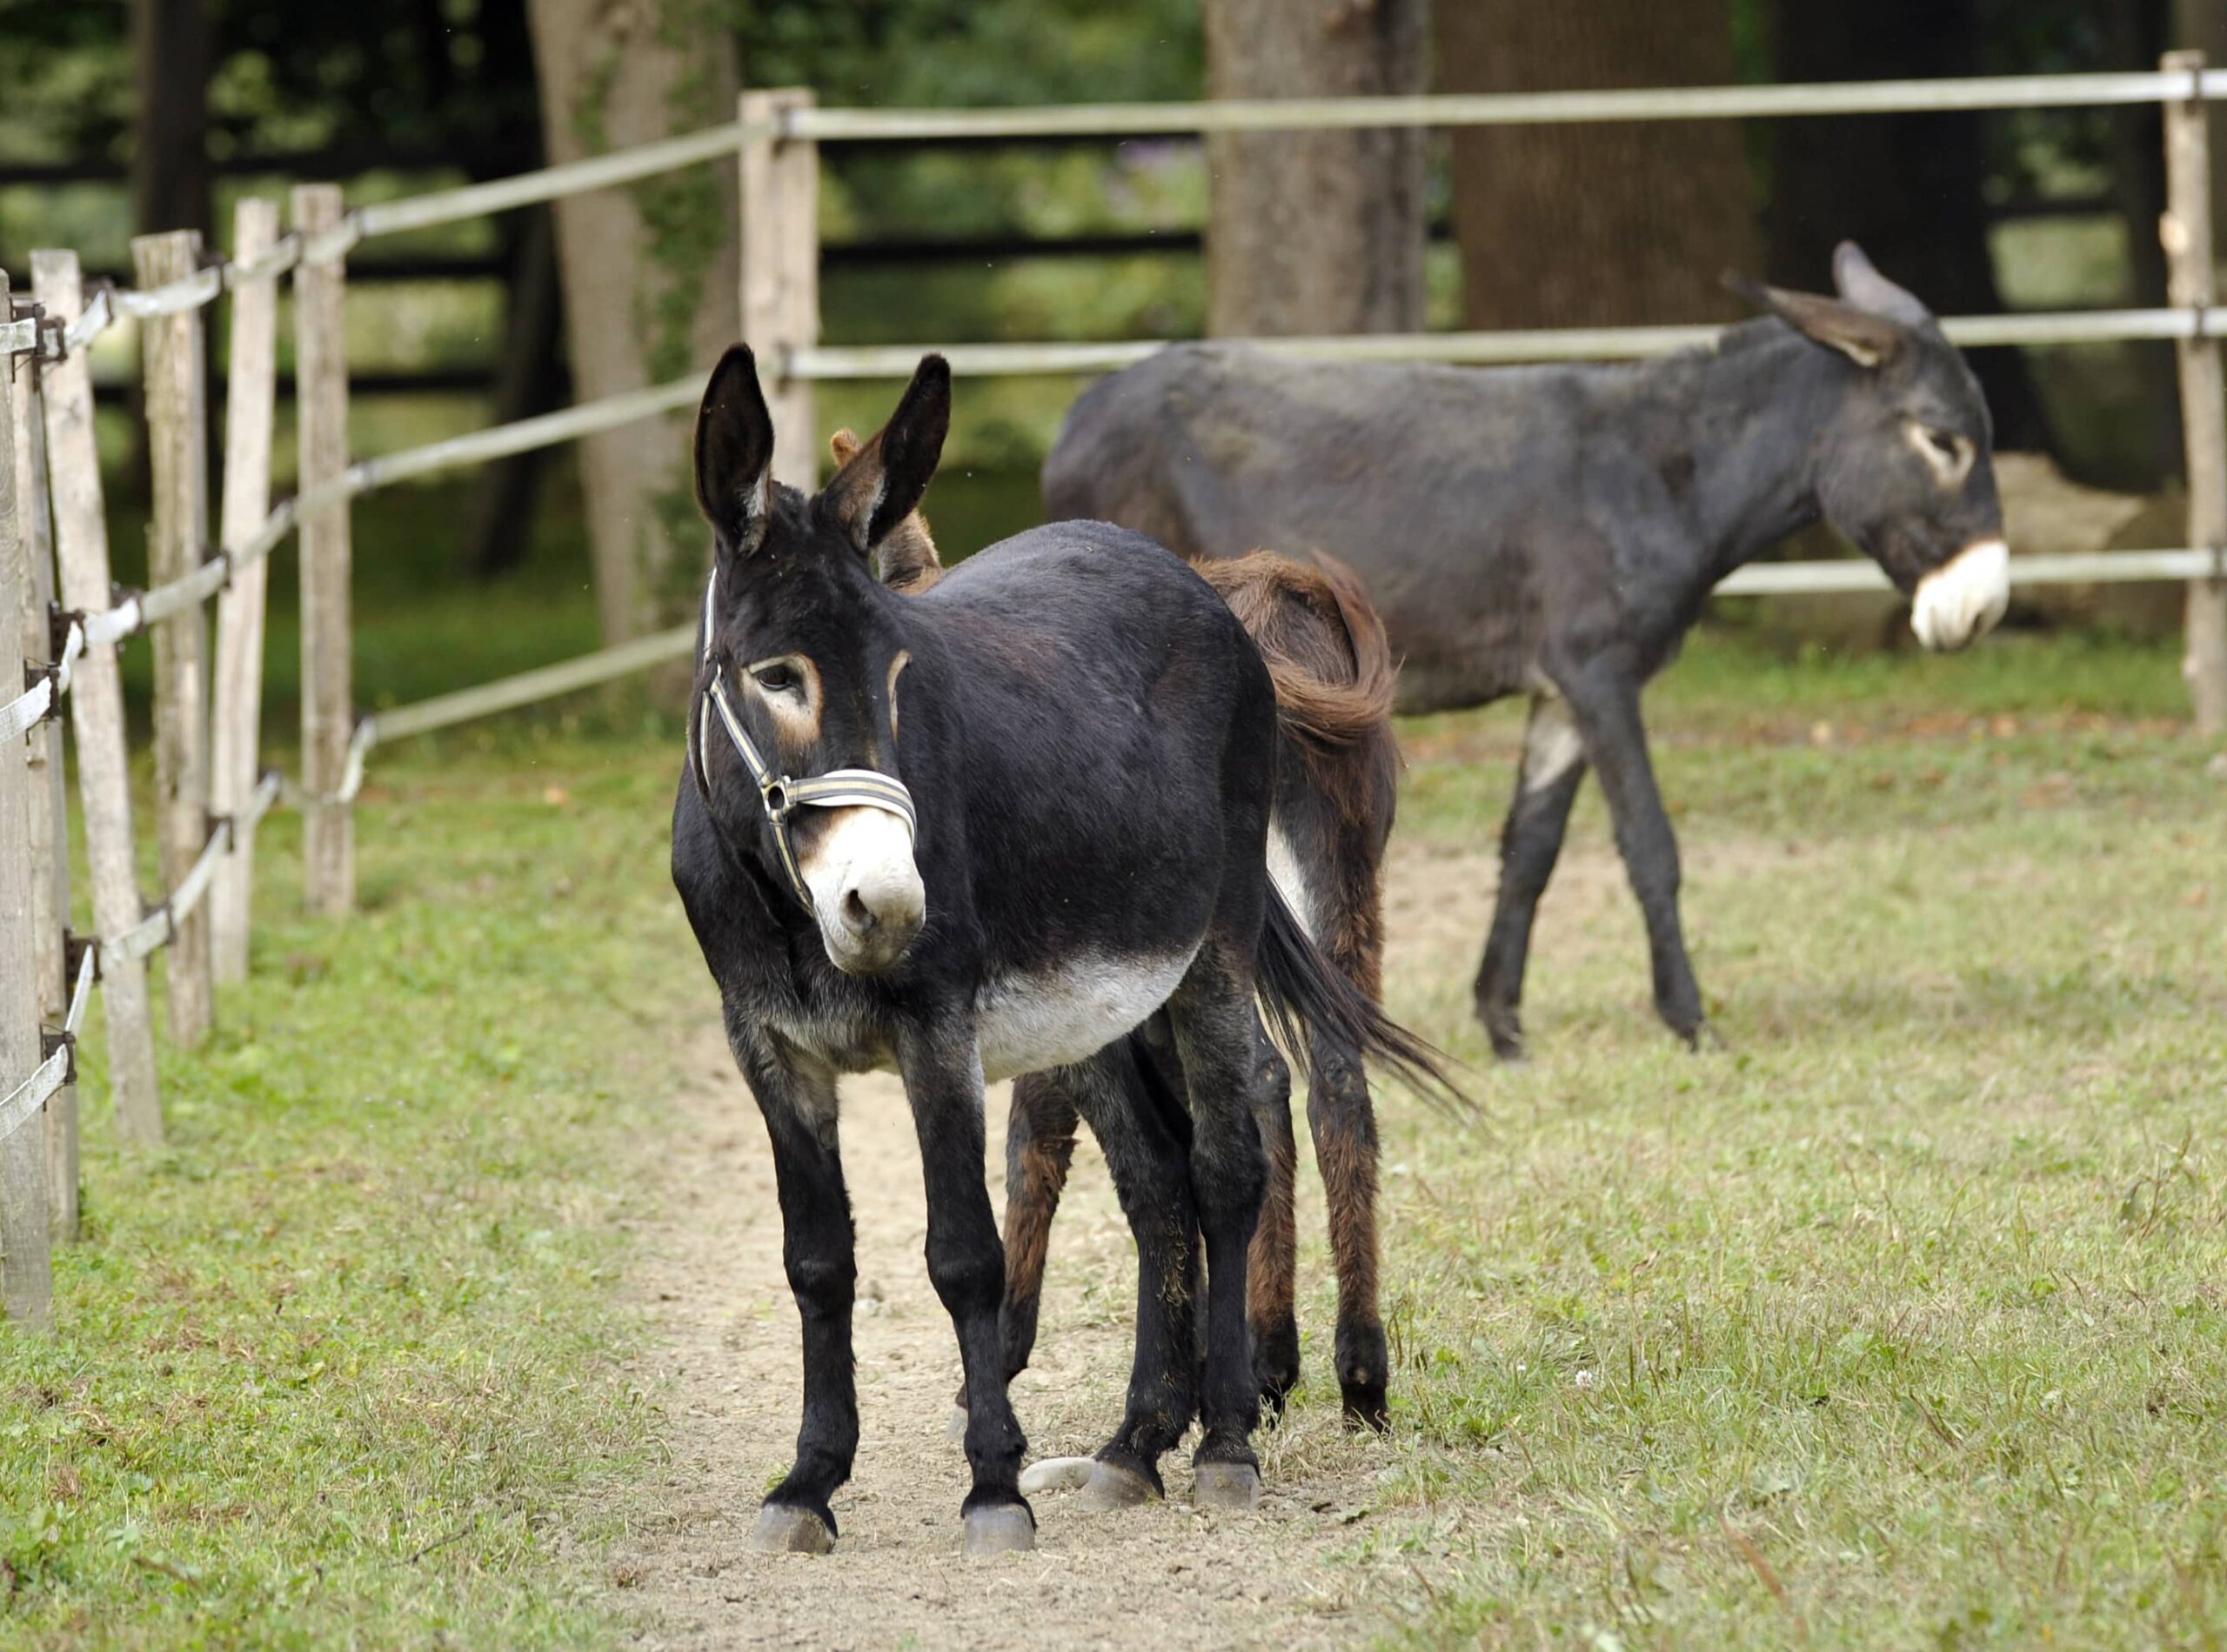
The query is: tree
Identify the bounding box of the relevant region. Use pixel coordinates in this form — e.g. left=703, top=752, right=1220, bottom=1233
left=1201, top=0, right=1428, bottom=337
left=1435, top=1, right=1762, bottom=329
left=1770, top=0, right=2058, bottom=454
left=130, top=0, right=210, bottom=240
left=525, top=0, right=741, bottom=642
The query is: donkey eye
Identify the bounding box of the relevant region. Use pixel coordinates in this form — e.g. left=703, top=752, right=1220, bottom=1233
left=1923, top=426, right=1964, bottom=461
left=751, top=663, right=801, bottom=695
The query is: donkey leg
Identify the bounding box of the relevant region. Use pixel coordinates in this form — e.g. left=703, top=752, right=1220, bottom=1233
left=896, top=1022, right=1033, bottom=1555
left=1306, top=1027, right=1389, bottom=1429
left=1558, top=664, right=1709, bottom=1047
left=1475, top=692, right=1588, bottom=1061
left=1000, top=1070, right=1080, bottom=1390
left=953, top=1072, right=1080, bottom=1426
left=1168, top=948, right=1280, bottom=1508
left=735, top=1040, right=856, bottom=1555
left=1247, top=1082, right=1301, bottom=1415
left=1064, top=1043, right=1200, bottom=1507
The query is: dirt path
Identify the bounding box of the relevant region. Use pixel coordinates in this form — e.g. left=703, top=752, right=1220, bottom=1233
left=613, top=1029, right=1445, bottom=1650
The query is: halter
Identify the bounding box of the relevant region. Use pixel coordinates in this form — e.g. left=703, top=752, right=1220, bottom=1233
left=692, top=564, right=919, bottom=912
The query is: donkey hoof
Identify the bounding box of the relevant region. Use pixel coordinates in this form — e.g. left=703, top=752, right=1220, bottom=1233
left=1076, top=1460, right=1161, bottom=1511
left=945, top=1405, right=969, bottom=1445
left=1191, top=1461, right=1263, bottom=1511
left=1341, top=1387, right=1391, bottom=1434
left=1019, top=1456, right=1099, bottom=1495
left=749, top=1504, right=834, bottom=1555
left=962, top=1503, right=1036, bottom=1556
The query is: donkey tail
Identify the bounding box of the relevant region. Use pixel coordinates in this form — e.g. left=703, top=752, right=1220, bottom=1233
left=1254, top=885, right=1468, bottom=1113
left=1194, top=549, right=1395, bottom=741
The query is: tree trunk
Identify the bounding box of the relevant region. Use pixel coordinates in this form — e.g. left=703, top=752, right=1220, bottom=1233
left=525, top=0, right=740, bottom=642
left=1769, top=0, right=2056, bottom=454
left=463, top=208, right=570, bottom=579
left=131, top=0, right=211, bottom=239
left=130, top=0, right=211, bottom=501
left=1436, top=0, right=1759, bottom=329
left=1202, top=0, right=1427, bottom=337
left=2103, top=0, right=2181, bottom=488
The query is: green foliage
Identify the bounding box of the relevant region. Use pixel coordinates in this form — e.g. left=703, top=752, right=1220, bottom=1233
left=0, top=0, right=538, bottom=170
left=731, top=0, right=1202, bottom=108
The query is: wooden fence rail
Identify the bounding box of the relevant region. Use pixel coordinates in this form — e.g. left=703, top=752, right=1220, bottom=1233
left=7, top=60, right=2227, bottom=1330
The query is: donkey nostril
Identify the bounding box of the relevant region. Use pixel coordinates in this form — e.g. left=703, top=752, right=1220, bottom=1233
left=842, top=889, right=875, bottom=934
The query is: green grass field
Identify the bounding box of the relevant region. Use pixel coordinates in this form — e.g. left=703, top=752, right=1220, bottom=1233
left=1367, top=646, right=2227, bottom=1647
left=2, top=621, right=2222, bottom=1647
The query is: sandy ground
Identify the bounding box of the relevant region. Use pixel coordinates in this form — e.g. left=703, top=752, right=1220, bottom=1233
left=605, top=820, right=1799, bottom=1648
left=612, top=1037, right=1453, bottom=1651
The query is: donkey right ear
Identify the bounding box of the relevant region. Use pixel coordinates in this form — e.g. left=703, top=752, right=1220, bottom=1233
left=1722, top=271, right=1905, bottom=370
left=819, top=354, right=952, bottom=554
left=694, top=344, right=777, bottom=555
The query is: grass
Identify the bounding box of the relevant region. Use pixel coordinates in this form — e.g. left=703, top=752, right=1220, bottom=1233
left=0, top=731, right=697, bottom=1648
left=3, top=614, right=2223, bottom=1646
left=1335, top=633, right=2227, bottom=1647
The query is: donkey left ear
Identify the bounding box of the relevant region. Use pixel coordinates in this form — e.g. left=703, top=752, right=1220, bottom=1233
left=1723, top=271, right=1905, bottom=371
left=820, top=354, right=951, bottom=553
left=694, top=344, right=777, bottom=556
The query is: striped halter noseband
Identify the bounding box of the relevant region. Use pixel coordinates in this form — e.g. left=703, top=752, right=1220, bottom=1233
left=692, top=564, right=919, bottom=911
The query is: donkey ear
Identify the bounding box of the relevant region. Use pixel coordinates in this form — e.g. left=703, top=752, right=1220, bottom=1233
left=819, top=355, right=951, bottom=553
left=1831, top=241, right=1933, bottom=328
left=693, top=344, right=776, bottom=555
left=1722, top=271, right=1905, bottom=371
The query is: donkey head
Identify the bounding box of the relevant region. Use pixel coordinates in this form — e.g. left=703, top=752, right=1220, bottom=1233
left=1731, top=242, right=2010, bottom=651
left=692, top=345, right=951, bottom=973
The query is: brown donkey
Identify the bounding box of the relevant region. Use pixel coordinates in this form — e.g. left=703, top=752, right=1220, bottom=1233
left=841, top=427, right=1409, bottom=1428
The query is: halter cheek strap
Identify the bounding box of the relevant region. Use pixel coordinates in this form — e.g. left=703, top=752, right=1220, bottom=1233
left=692, top=565, right=919, bottom=913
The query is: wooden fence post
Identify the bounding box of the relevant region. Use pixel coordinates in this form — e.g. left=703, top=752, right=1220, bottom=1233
left=210, top=197, right=280, bottom=981
left=131, top=231, right=215, bottom=1042
left=292, top=185, right=354, bottom=915
left=0, top=269, right=54, bottom=1328
left=33, top=251, right=163, bottom=1145
left=10, top=304, right=76, bottom=1239
left=2163, top=50, right=2227, bottom=736
left=739, top=89, right=820, bottom=490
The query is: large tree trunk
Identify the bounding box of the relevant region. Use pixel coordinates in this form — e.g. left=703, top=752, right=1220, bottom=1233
left=463, top=208, right=570, bottom=579
left=2101, top=0, right=2180, bottom=488
left=1436, top=1, right=1760, bottom=329
left=131, top=0, right=210, bottom=239
left=525, top=0, right=740, bottom=642
left=1203, top=0, right=1427, bottom=336
left=1769, top=0, right=2056, bottom=455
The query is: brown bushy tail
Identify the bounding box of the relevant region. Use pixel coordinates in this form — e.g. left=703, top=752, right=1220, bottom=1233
left=1208, top=550, right=1468, bottom=1111
left=1193, top=551, right=1400, bottom=829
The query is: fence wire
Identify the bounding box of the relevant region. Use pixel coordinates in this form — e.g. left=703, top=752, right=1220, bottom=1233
left=0, top=619, right=81, bottom=741
left=102, top=770, right=284, bottom=967
left=0, top=943, right=92, bottom=1147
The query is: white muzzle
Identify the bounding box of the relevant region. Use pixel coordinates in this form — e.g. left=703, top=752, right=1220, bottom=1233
left=1910, top=538, right=2010, bottom=652
left=801, top=805, right=926, bottom=973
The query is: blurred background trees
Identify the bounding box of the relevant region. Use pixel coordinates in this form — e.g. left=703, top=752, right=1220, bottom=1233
left=1434, top=1, right=1759, bottom=330
left=1201, top=0, right=1427, bottom=336
left=0, top=0, right=2215, bottom=649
